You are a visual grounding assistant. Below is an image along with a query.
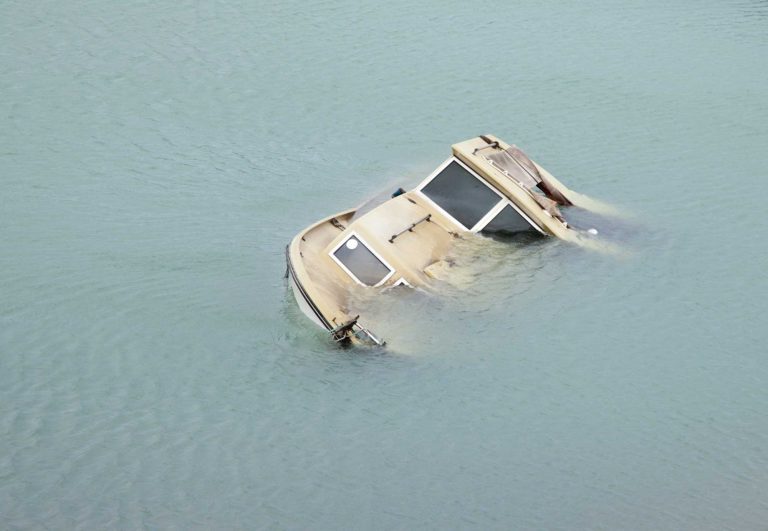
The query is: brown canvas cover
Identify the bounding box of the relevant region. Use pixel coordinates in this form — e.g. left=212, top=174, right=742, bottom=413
left=486, top=146, right=573, bottom=206
left=486, top=146, right=542, bottom=189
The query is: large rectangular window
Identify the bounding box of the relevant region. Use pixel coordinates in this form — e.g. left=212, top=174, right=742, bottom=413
left=419, top=160, right=501, bottom=230
left=331, top=235, right=394, bottom=286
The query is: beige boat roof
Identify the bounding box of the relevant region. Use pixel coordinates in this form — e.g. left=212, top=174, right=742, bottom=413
left=316, top=136, right=576, bottom=291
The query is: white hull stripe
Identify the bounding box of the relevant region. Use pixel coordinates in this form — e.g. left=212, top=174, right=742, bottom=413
left=285, top=246, right=332, bottom=331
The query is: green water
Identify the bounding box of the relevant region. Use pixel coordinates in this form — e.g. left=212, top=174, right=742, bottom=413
left=2, top=1, right=767, bottom=529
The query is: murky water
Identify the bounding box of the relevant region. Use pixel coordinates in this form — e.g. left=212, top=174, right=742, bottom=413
left=2, top=1, right=767, bottom=529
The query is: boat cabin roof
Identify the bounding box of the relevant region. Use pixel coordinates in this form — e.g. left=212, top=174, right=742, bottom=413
left=320, top=136, right=566, bottom=290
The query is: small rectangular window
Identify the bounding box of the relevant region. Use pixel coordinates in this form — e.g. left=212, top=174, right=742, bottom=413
left=420, top=160, right=502, bottom=229
left=332, top=235, right=393, bottom=286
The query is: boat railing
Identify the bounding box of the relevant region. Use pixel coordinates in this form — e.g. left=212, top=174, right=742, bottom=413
left=388, top=214, right=431, bottom=243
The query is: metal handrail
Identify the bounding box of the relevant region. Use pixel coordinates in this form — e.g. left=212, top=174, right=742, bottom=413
left=388, top=214, right=431, bottom=243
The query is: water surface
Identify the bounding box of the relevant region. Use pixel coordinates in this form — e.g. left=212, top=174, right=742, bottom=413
left=2, top=1, right=767, bottom=529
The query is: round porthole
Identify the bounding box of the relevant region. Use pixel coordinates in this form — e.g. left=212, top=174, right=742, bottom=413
left=345, top=238, right=359, bottom=250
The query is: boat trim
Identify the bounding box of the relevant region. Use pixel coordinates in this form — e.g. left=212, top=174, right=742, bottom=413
left=285, top=246, right=332, bottom=331
left=328, top=231, right=396, bottom=287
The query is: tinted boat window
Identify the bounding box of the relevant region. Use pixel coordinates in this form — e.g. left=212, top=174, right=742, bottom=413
left=420, top=161, right=500, bottom=229
left=333, top=237, right=392, bottom=286
left=481, top=205, right=537, bottom=234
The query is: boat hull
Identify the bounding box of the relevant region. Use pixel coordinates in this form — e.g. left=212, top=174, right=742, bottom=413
left=286, top=249, right=329, bottom=331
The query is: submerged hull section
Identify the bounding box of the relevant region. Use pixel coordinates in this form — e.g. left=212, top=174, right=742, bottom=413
left=286, top=209, right=385, bottom=346
left=284, top=135, right=615, bottom=346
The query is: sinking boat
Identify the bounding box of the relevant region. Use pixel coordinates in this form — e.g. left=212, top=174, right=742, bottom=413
left=286, top=134, right=609, bottom=346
